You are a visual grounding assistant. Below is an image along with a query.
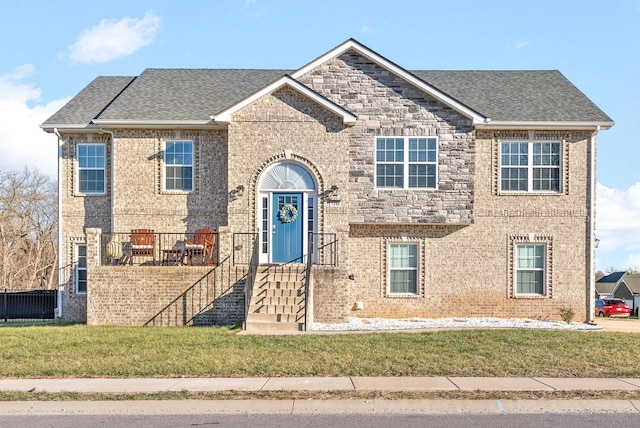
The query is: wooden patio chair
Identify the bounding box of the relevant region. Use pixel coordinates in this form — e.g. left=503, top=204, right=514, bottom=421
left=184, top=228, right=216, bottom=265
left=129, top=229, right=155, bottom=265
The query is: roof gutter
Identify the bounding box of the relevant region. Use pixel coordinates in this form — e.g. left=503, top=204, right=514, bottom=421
left=40, top=124, right=101, bottom=133
left=92, top=119, right=220, bottom=130
left=475, top=120, right=614, bottom=131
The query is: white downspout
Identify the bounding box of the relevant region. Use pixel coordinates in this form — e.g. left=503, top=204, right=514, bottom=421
left=101, top=130, right=115, bottom=225
left=587, top=126, right=600, bottom=323
left=54, top=128, right=63, bottom=319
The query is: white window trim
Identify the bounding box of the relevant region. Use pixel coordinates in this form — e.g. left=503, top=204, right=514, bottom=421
left=76, top=143, right=106, bottom=195
left=508, top=235, right=553, bottom=299
left=375, top=136, right=438, bottom=190
left=499, top=140, right=562, bottom=194
left=514, top=243, right=546, bottom=296
left=387, top=242, right=420, bottom=296
left=256, top=190, right=316, bottom=264
left=75, top=244, right=87, bottom=294
left=163, top=140, right=194, bottom=193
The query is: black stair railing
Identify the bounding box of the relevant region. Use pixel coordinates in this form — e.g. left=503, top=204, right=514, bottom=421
left=145, top=255, right=245, bottom=326
left=242, top=234, right=260, bottom=328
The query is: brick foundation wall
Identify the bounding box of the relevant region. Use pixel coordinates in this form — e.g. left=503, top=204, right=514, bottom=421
left=311, top=266, right=351, bottom=323
left=87, top=265, right=245, bottom=326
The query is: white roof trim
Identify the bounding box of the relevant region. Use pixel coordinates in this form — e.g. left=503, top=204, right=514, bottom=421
left=291, top=39, right=487, bottom=124
left=476, top=120, right=615, bottom=131
left=40, top=123, right=100, bottom=133
left=213, top=75, right=357, bottom=125
left=92, top=119, right=218, bottom=129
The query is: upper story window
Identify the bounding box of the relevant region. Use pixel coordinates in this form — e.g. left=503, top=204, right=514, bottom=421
left=375, top=137, right=437, bottom=189
left=77, top=144, right=105, bottom=194
left=500, top=141, right=561, bottom=192
left=164, top=140, right=193, bottom=192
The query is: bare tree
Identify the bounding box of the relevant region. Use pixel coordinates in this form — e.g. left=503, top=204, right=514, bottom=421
left=604, top=266, right=640, bottom=275
left=0, top=168, right=57, bottom=290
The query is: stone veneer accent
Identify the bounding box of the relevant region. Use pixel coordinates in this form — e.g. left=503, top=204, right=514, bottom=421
left=298, top=52, right=475, bottom=225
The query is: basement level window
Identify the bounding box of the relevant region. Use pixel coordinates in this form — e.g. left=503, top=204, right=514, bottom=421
left=388, top=243, right=418, bottom=295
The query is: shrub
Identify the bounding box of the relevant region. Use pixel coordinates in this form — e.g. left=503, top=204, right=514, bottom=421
left=559, top=307, right=575, bottom=324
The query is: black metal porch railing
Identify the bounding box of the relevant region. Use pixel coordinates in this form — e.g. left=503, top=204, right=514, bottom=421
left=1, top=288, right=57, bottom=322
left=309, top=233, right=338, bottom=266
left=100, top=231, right=219, bottom=266
left=231, top=232, right=338, bottom=266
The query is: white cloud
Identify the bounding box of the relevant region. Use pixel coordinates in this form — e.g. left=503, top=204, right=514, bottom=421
left=596, top=182, right=640, bottom=270
left=507, top=38, right=529, bottom=50
left=69, top=11, right=161, bottom=64
left=0, top=66, right=68, bottom=179
left=360, top=25, right=376, bottom=34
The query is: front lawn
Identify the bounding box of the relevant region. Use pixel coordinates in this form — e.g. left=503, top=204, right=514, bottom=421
left=1, top=324, right=638, bottom=378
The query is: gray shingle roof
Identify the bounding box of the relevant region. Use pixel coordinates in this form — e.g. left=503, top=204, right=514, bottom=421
left=622, top=275, right=640, bottom=294
left=98, top=69, right=292, bottom=121
left=412, top=70, right=612, bottom=123
left=595, top=282, right=616, bottom=295
left=597, top=271, right=626, bottom=283
left=42, top=76, right=135, bottom=127
left=42, top=68, right=612, bottom=127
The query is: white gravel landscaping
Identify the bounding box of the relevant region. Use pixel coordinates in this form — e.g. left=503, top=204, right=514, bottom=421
left=310, top=316, right=601, bottom=332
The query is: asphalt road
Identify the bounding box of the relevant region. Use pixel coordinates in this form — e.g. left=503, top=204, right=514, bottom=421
left=2, top=413, right=639, bottom=428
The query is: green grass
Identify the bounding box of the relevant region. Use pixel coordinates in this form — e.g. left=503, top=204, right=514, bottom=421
left=1, top=324, right=639, bottom=378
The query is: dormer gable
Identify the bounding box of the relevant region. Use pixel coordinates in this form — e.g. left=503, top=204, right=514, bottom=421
left=212, top=75, right=356, bottom=126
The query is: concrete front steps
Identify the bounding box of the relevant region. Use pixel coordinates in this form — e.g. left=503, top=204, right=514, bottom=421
left=244, top=265, right=307, bottom=332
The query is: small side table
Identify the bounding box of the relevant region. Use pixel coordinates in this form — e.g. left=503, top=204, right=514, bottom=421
left=161, top=248, right=184, bottom=265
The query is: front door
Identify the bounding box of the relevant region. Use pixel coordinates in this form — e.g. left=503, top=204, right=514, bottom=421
left=272, top=193, right=303, bottom=263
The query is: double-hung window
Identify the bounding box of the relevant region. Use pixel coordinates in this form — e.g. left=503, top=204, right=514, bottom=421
left=500, top=141, right=561, bottom=192
left=164, top=140, right=193, bottom=192
left=376, top=137, right=437, bottom=189
left=77, top=144, right=105, bottom=194
left=515, top=244, right=545, bottom=295
left=75, top=244, right=87, bottom=294
left=388, top=243, right=418, bottom=294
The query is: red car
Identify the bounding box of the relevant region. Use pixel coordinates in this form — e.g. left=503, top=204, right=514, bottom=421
left=595, top=298, right=632, bottom=318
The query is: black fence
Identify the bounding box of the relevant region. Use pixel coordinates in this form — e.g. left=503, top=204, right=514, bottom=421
left=1, top=289, right=57, bottom=322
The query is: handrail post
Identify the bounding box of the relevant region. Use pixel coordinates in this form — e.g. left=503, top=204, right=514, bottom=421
left=243, top=233, right=260, bottom=328
left=303, top=232, right=314, bottom=331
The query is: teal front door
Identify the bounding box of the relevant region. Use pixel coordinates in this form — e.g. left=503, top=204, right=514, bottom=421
left=272, top=193, right=303, bottom=263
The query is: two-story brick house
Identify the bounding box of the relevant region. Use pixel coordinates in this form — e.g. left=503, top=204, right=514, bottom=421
left=41, top=39, right=613, bottom=329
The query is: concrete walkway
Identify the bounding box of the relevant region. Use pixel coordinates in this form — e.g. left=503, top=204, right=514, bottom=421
left=2, top=376, right=640, bottom=393
left=1, top=377, right=640, bottom=415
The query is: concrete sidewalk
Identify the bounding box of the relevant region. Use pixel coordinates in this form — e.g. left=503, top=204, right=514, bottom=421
left=1, top=376, right=640, bottom=393
left=1, top=377, right=640, bottom=415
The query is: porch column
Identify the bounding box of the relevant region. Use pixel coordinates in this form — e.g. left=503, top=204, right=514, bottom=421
left=85, top=228, right=102, bottom=272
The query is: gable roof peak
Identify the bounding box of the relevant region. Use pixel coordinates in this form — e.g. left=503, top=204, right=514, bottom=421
left=292, top=38, right=488, bottom=125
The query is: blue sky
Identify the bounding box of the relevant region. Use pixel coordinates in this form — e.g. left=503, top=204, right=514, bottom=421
left=1, top=0, right=639, bottom=271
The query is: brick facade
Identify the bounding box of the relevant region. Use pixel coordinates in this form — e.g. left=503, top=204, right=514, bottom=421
left=55, top=47, right=597, bottom=325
